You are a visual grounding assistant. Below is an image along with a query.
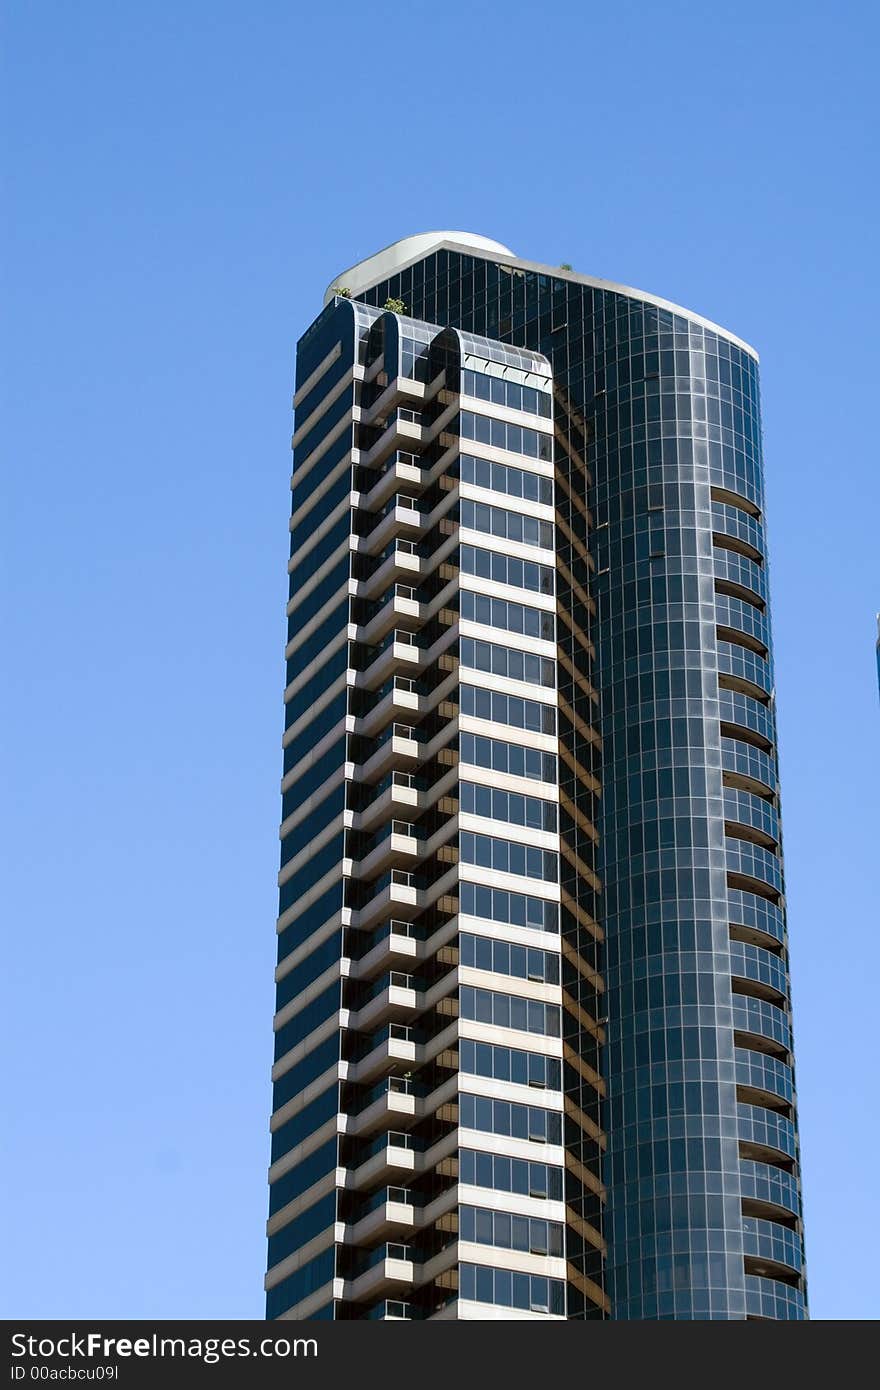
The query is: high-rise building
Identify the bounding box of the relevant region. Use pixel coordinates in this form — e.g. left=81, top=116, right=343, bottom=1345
left=265, top=233, right=807, bottom=1321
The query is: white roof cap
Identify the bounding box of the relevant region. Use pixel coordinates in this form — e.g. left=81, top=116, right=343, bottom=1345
left=324, top=231, right=514, bottom=305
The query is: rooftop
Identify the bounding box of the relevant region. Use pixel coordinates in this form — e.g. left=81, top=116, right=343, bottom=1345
left=324, top=230, right=759, bottom=360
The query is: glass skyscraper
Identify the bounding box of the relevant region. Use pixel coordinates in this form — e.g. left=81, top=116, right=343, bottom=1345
left=265, top=233, right=807, bottom=1320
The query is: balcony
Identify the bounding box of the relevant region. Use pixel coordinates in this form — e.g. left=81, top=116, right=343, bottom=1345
left=361, top=408, right=424, bottom=471
left=717, top=640, right=774, bottom=700
left=726, top=839, right=784, bottom=901
left=734, top=1047, right=794, bottom=1108
left=357, top=585, right=423, bottom=648
left=740, top=1159, right=801, bottom=1220
left=359, top=968, right=425, bottom=1007
left=351, top=968, right=423, bottom=1034
left=360, top=451, right=427, bottom=514
left=361, top=494, right=426, bottom=557
left=348, top=1130, right=425, bottom=1191
left=352, top=916, right=459, bottom=984
left=354, top=771, right=421, bottom=833
left=346, top=1241, right=417, bottom=1304
left=349, top=1186, right=422, bottom=1246
left=714, top=548, right=768, bottom=609
left=358, top=722, right=421, bottom=784
left=357, top=628, right=424, bottom=692
left=349, top=1075, right=424, bottom=1137
left=356, top=676, right=420, bottom=742
left=743, top=1273, right=806, bottom=1320
left=355, top=821, right=422, bottom=881
left=711, top=501, right=766, bottom=562
left=359, top=540, right=421, bottom=602
left=721, top=737, right=777, bottom=798
left=349, top=1021, right=419, bottom=1084
left=737, top=1103, right=797, bottom=1167
left=727, top=889, right=786, bottom=951
left=729, top=940, right=789, bottom=1003
left=717, top=687, right=776, bottom=749
left=353, top=869, right=421, bottom=933
left=743, top=1216, right=804, bottom=1278
left=723, top=787, right=780, bottom=851
left=731, top=993, right=791, bottom=1058
left=715, top=595, right=771, bottom=659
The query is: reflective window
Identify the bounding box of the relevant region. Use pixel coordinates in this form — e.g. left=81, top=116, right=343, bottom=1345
left=460, top=452, right=553, bottom=504
left=460, top=881, right=559, bottom=933
left=461, top=498, right=554, bottom=549
left=460, top=830, right=558, bottom=882
left=460, top=731, right=556, bottom=784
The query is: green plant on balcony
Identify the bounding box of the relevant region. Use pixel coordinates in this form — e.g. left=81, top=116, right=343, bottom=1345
left=332, top=285, right=352, bottom=298
left=384, top=297, right=407, bottom=314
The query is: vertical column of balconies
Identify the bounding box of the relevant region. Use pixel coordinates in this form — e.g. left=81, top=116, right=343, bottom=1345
left=448, top=338, right=570, bottom=1319
left=267, top=301, right=465, bottom=1321
left=577, top=302, right=763, bottom=1319
left=711, top=476, right=807, bottom=1319
left=333, top=313, right=463, bottom=1318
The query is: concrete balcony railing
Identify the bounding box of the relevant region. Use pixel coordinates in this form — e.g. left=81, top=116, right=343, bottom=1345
left=355, top=679, right=421, bottom=740
left=358, top=541, right=422, bottom=602
left=361, top=498, right=426, bottom=557
left=350, top=873, right=421, bottom=934
left=352, top=774, right=420, bottom=834
left=346, top=1127, right=458, bottom=1195
left=360, top=452, right=427, bottom=515
left=349, top=972, right=423, bottom=1035
left=348, top=1015, right=459, bottom=1086
left=346, top=1242, right=417, bottom=1305
left=347, top=1129, right=424, bottom=1191
left=347, top=1024, right=418, bottom=1085
left=354, top=822, right=422, bottom=882
left=347, top=1069, right=458, bottom=1145
left=345, top=1240, right=458, bottom=1310
left=361, top=411, right=424, bottom=472
left=348, top=1189, right=420, bottom=1248
left=351, top=915, right=459, bottom=983
left=347, top=1075, right=423, bottom=1138
left=350, top=959, right=458, bottom=1035
left=357, top=723, right=421, bottom=784
left=350, top=856, right=461, bottom=933
left=356, top=631, right=424, bottom=693
left=357, top=588, right=424, bottom=648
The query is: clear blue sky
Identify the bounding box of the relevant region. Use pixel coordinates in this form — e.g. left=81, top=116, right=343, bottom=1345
left=2, top=0, right=878, bottom=1321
